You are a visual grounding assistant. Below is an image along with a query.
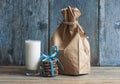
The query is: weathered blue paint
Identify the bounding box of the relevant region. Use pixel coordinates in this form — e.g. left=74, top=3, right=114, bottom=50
left=0, top=0, right=48, bottom=65
left=50, top=0, right=99, bottom=65
left=99, top=0, right=120, bottom=66
left=0, top=0, right=21, bottom=65
left=3, top=0, right=120, bottom=66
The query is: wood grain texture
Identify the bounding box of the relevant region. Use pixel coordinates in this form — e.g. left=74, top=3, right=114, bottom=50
left=99, top=0, right=120, bottom=66
left=0, top=0, right=48, bottom=65
left=50, top=0, right=99, bottom=65
left=0, top=0, right=22, bottom=65
left=0, top=66, right=120, bottom=84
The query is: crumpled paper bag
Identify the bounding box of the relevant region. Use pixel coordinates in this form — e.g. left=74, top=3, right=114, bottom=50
left=51, top=6, right=90, bottom=75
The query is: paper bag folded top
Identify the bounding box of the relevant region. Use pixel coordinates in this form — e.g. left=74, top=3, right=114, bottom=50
left=51, top=6, right=90, bottom=75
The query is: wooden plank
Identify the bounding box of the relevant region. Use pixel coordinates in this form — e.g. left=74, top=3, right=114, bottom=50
left=0, top=80, right=120, bottom=84
left=0, top=0, right=22, bottom=65
left=0, top=0, right=7, bottom=64
left=50, top=0, right=99, bottom=65
left=21, top=0, right=49, bottom=64
left=0, top=66, right=120, bottom=84
left=99, top=0, right=120, bottom=65
left=0, top=0, right=48, bottom=65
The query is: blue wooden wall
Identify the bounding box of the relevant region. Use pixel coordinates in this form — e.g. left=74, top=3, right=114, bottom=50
left=99, top=0, right=120, bottom=66
left=0, top=0, right=119, bottom=66
left=0, top=0, right=48, bottom=65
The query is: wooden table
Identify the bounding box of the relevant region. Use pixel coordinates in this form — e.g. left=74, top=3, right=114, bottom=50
left=0, top=66, right=120, bottom=84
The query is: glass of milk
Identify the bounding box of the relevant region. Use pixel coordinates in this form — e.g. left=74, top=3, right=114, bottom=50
left=25, top=40, right=41, bottom=76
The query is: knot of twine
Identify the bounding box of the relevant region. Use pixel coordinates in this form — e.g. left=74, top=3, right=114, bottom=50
left=62, top=21, right=78, bottom=25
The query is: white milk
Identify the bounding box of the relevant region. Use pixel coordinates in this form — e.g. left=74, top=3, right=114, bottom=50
left=25, top=40, right=41, bottom=70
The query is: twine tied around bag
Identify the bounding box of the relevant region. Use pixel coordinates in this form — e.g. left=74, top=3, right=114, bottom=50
left=62, top=20, right=89, bottom=39
left=62, top=21, right=79, bottom=41
left=62, top=21, right=78, bottom=25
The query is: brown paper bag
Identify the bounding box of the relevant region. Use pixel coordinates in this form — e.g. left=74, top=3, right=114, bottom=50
left=51, top=6, right=90, bottom=75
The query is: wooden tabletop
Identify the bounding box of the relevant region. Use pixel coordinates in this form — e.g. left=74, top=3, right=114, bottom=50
left=0, top=66, right=120, bottom=84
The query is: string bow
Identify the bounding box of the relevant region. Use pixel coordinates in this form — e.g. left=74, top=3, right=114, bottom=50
left=40, top=46, right=63, bottom=77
